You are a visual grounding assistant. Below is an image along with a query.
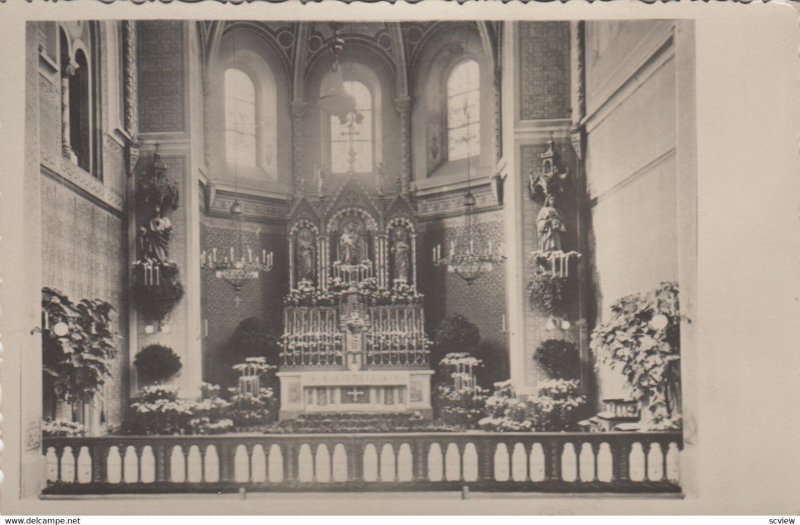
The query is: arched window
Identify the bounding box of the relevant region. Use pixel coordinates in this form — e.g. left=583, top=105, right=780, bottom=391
left=446, top=60, right=480, bottom=162
left=71, top=49, right=91, bottom=172
left=224, top=68, right=258, bottom=168
left=330, top=80, right=373, bottom=174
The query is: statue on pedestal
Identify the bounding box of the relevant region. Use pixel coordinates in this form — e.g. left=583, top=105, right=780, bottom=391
left=296, top=228, right=315, bottom=281
left=339, top=222, right=362, bottom=265
left=537, top=194, right=567, bottom=252
left=391, top=226, right=411, bottom=283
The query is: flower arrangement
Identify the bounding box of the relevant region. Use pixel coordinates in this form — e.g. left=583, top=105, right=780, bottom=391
left=41, top=287, right=118, bottom=404
left=188, top=417, right=234, bottom=435
left=271, top=412, right=461, bottom=434
left=232, top=356, right=276, bottom=377
left=590, top=281, right=683, bottom=430
left=42, top=418, right=87, bottom=437
left=478, top=380, right=533, bottom=432
left=227, top=387, right=276, bottom=428
left=283, top=280, right=423, bottom=307
left=534, top=339, right=581, bottom=380
left=527, top=271, right=571, bottom=316
left=130, top=260, right=184, bottom=321
left=527, top=379, right=587, bottom=431
left=123, top=385, right=195, bottom=435
left=134, top=344, right=182, bottom=386
left=434, top=383, right=489, bottom=428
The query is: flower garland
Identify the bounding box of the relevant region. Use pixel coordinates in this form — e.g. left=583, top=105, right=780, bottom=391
left=283, top=280, right=424, bottom=307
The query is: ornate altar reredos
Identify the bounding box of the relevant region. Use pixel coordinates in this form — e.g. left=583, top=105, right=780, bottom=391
left=277, top=177, right=433, bottom=419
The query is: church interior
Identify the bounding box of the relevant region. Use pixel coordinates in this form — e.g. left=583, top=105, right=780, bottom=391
left=15, top=18, right=697, bottom=494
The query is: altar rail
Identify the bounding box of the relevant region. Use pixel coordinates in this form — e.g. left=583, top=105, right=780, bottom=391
left=41, top=432, right=682, bottom=494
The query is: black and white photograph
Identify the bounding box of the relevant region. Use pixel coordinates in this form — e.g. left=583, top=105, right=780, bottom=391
left=0, top=2, right=797, bottom=519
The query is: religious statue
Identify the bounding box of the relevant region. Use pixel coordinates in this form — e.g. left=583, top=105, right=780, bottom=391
left=296, top=229, right=315, bottom=281
left=138, top=206, right=172, bottom=262
left=315, top=165, right=325, bottom=197
left=391, top=226, right=411, bottom=283
left=339, top=222, right=362, bottom=265
left=536, top=194, right=567, bottom=252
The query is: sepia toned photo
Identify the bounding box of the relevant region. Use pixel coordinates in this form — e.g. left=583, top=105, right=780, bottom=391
left=19, top=17, right=694, bottom=498
left=2, top=2, right=797, bottom=517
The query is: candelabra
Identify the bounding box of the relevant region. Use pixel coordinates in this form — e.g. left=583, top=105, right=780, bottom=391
left=432, top=102, right=505, bottom=285
left=200, top=199, right=274, bottom=304
left=433, top=191, right=506, bottom=285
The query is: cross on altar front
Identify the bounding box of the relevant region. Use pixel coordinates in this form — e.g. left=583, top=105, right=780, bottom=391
left=345, top=387, right=366, bottom=402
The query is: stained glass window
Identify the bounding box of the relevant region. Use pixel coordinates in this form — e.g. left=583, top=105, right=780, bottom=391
left=225, top=68, right=257, bottom=167
left=330, top=81, right=373, bottom=174
left=447, top=60, right=480, bottom=161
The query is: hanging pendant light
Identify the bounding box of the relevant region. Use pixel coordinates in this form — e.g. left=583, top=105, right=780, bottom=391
left=433, top=101, right=505, bottom=285
left=319, top=24, right=357, bottom=123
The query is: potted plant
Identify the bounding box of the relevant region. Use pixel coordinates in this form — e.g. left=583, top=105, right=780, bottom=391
left=134, top=344, right=182, bottom=386
left=534, top=339, right=581, bottom=380
left=41, top=287, right=118, bottom=412
left=590, top=281, right=684, bottom=430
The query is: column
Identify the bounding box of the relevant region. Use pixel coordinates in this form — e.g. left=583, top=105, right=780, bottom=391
left=61, top=61, right=77, bottom=162
left=501, top=22, right=528, bottom=396
left=290, top=101, right=307, bottom=195
left=394, top=96, right=412, bottom=195
left=570, top=21, right=592, bottom=394
left=410, top=232, right=417, bottom=291
left=122, top=21, right=139, bottom=138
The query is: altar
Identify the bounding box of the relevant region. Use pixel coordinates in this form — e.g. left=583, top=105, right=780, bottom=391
left=276, top=177, right=434, bottom=419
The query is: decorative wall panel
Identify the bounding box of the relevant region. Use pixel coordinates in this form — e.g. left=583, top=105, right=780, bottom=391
left=137, top=21, right=185, bottom=133
left=418, top=210, right=507, bottom=363
left=518, top=22, right=571, bottom=121
left=200, top=220, right=288, bottom=387
left=40, top=176, right=128, bottom=427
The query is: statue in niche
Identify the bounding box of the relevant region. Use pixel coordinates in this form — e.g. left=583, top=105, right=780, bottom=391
left=391, top=226, right=411, bottom=283
left=536, top=193, right=567, bottom=253
left=138, top=205, right=172, bottom=263
left=339, top=221, right=364, bottom=265
left=296, top=228, right=316, bottom=281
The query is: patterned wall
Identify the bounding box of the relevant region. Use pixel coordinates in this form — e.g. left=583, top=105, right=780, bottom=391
left=518, top=22, right=571, bottom=121
left=137, top=21, right=185, bottom=133
left=40, top=176, right=129, bottom=427
left=200, top=219, right=288, bottom=388
left=418, top=210, right=508, bottom=378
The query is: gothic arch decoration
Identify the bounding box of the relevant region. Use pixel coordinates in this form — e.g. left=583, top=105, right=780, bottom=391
left=221, top=21, right=295, bottom=80
left=327, top=206, right=379, bottom=234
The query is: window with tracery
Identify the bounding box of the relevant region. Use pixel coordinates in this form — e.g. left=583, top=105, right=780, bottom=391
left=446, top=59, right=480, bottom=161
left=330, top=80, right=374, bottom=174
left=224, top=68, right=258, bottom=168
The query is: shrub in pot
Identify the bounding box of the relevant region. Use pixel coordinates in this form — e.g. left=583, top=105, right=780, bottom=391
left=134, top=344, right=182, bottom=386
left=534, top=339, right=581, bottom=380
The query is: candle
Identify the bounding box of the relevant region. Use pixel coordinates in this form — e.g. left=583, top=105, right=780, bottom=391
left=230, top=247, right=234, bottom=260
left=248, top=247, right=252, bottom=262
left=212, top=248, right=217, bottom=262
